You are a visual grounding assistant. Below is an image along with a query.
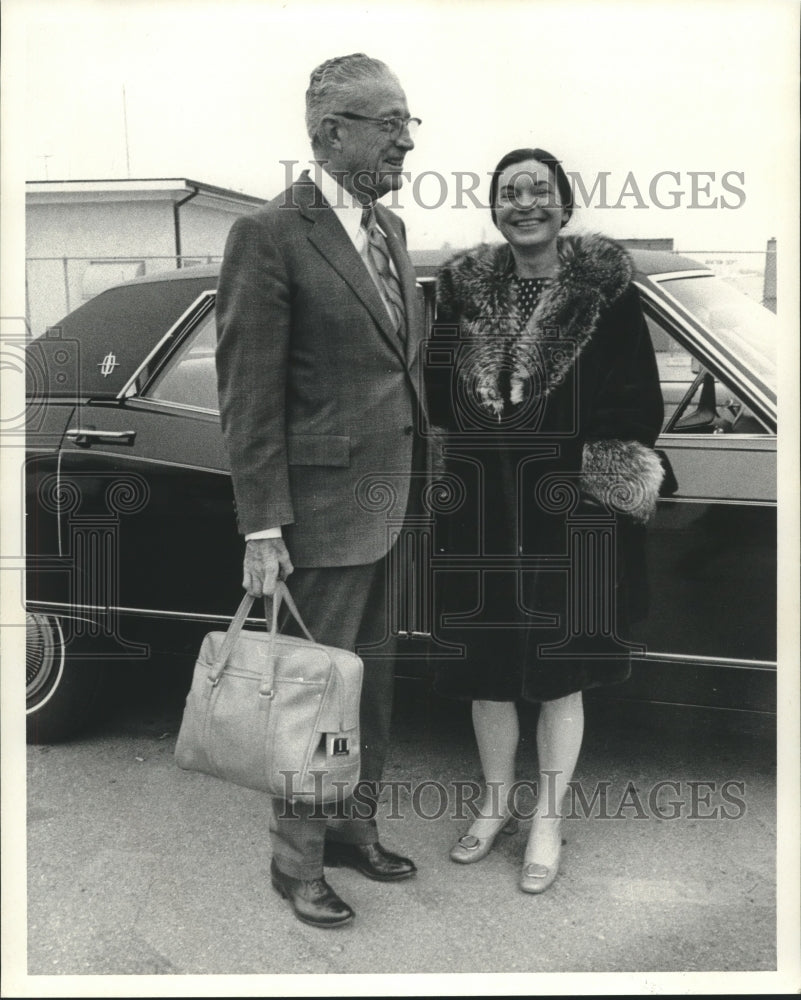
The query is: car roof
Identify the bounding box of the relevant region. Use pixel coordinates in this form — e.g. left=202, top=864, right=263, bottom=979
left=122, top=263, right=221, bottom=286
left=629, top=249, right=710, bottom=276
left=118, top=249, right=710, bottom=286
left=25, top=248, right=715, bottom=401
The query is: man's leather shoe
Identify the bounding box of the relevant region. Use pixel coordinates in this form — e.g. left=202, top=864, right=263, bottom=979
left=270, top=859, right=354, bottom=927
left=323, top=840, right=417, bottom=882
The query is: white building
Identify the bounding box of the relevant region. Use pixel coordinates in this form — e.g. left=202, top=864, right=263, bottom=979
left=26, top=178, right=266, bottom=338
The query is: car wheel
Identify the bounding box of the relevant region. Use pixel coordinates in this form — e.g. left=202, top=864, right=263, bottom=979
left=26, top=613, right=103, bottom=744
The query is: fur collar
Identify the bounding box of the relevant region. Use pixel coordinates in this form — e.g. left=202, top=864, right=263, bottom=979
left=437, top=233, right=633, bottom=416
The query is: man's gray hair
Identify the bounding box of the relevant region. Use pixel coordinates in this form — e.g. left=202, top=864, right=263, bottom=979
left=306, top=53, right=398, bottom=149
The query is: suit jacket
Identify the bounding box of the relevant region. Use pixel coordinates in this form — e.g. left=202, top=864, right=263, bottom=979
left=215, top=172, right=426, bottom=567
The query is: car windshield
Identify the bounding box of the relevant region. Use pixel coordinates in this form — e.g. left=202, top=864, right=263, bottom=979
left=656, top=274, right=776, bottom=389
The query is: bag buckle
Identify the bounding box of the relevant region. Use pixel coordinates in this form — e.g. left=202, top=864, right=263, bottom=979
left=327, top=735, right=350, bottom=756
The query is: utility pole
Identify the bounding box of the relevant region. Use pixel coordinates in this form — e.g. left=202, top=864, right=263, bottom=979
left=37, top=154, right=54, bottom=179
left=762, top=238, right=776, bottom=313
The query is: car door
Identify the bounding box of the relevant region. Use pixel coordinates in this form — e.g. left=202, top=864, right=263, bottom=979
left=56, top=291, right=243, bottom=639
left=625, top=280, right=777, bottom=712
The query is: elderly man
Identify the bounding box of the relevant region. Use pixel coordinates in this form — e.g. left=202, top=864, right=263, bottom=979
left=216, top=54, right=427, bottom=928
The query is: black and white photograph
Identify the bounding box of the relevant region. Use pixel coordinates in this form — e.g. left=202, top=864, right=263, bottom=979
left=1, top=0, right=799, bottom=995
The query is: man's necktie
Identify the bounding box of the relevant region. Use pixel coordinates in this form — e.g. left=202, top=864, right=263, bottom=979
left=362, top=207, right=406, bottom=337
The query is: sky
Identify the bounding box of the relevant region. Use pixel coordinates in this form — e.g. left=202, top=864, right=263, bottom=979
left=13, top=0, right=800, bottom=254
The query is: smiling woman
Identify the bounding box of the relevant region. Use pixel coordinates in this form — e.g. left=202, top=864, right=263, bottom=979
left=492, top=155, right=572, bottom=270
left=426, top=144, right=665, bottom=895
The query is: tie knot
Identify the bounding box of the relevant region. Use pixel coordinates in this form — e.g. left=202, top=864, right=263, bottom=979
left=361, top=205, right=375, bottom=231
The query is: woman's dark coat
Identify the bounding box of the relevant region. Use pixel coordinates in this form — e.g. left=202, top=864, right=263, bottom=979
left=426, top=234, right=665, bottom=703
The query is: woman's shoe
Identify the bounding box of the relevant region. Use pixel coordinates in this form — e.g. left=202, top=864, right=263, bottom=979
left=449, top=815, right=519, bottom=864
left=519, top=848, right=561, bottom=895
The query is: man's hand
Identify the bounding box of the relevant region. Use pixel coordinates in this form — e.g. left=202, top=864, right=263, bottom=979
left=243, top=537, right=294, bottom=597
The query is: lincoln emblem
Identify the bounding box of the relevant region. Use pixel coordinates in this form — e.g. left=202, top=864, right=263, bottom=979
left=98, top=353, right=118, bottom=377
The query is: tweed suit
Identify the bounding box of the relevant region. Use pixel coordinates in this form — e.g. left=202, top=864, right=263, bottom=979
left=216, top=172, right=425, bottom=563
left=216, top=172, right=427, bottom=877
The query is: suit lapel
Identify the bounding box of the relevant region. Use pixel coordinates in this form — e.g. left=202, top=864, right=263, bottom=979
left=297, top=181, right=406, bottom=363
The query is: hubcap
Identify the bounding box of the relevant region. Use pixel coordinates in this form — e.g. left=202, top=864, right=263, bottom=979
left=26, top=613, right=64, bottom=706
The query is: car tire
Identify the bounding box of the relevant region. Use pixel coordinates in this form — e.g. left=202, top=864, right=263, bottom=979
left=26, top=613, right=104, bottom=744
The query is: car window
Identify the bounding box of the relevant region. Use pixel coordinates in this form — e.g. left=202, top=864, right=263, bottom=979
left=645, top=313, right=770, bottom=435
left=146, top=312, right=219, bottom=412
left=659, top=274, right=776, bottom=387
left=645, top=314, right=698, bottom=426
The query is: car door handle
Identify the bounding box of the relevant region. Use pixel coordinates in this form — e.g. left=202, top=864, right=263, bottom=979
left=66, top=428, right=136, bottom=447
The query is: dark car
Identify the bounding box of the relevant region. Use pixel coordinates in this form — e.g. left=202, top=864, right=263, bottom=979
left=24, top=251, right=777, bottom=742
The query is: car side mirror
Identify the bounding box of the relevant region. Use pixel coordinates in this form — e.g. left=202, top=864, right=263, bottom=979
left=673, top=370, right=718, bottom=432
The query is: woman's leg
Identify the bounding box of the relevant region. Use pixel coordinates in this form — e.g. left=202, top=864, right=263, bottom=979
left=466, top=699, right=520, bottom=838
left=524, top=690, right=584, bottom=867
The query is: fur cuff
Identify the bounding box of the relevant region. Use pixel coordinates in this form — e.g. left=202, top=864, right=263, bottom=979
left=580, top=440, right=664, bottom=523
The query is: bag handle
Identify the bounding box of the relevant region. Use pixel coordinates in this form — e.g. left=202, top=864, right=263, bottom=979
left=209, top=581, right=315, bottom=688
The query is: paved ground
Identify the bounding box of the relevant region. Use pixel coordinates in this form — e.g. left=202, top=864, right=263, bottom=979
left=21, top=664, right=780, bottom=989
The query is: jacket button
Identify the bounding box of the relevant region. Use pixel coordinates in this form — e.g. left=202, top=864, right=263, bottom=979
left=403, top=425, right=414, bottom=435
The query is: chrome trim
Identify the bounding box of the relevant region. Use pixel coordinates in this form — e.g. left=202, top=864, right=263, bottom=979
left=66, top=428, right=134, bottom=439
left=658, top=434, right=776, bottom=445
left=27, top=603, right=777, bottom=671
left=133, top=398, right=219, bottom=417
left=27, top=601, right=242, bottom=625
left=56, top=450, right=64, bottom=557
left=66, top=428, right=136, bottom=444
left=646, top=269, right=711, bottom=283
left=635, top=650, right=776, bottom=671
left=116, top=290, right=216, bottom=400
left=25, top=605, right=124, bottom=627
left=656, top=496, right=776, bottom=507
left=611, top=697, right=775, bottom=718
left=55, top=449, right=229, bottom=476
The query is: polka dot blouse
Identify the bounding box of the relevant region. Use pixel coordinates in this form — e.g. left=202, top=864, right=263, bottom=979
left=513, top=275, right=550, bottom=330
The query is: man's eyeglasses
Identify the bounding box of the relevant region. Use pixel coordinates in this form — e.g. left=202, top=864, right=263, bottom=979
left=333, top=112, right=421, bottom=140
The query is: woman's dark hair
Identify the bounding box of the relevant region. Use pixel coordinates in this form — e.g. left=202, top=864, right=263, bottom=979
left=489, top=147, right=574, bottom=227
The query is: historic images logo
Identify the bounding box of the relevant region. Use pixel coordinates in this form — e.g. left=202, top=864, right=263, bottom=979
left=277, top=160, right=747, bottom=212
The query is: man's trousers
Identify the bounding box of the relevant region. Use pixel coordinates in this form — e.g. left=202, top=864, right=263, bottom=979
left=268, top=558, right=397, bottom=880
